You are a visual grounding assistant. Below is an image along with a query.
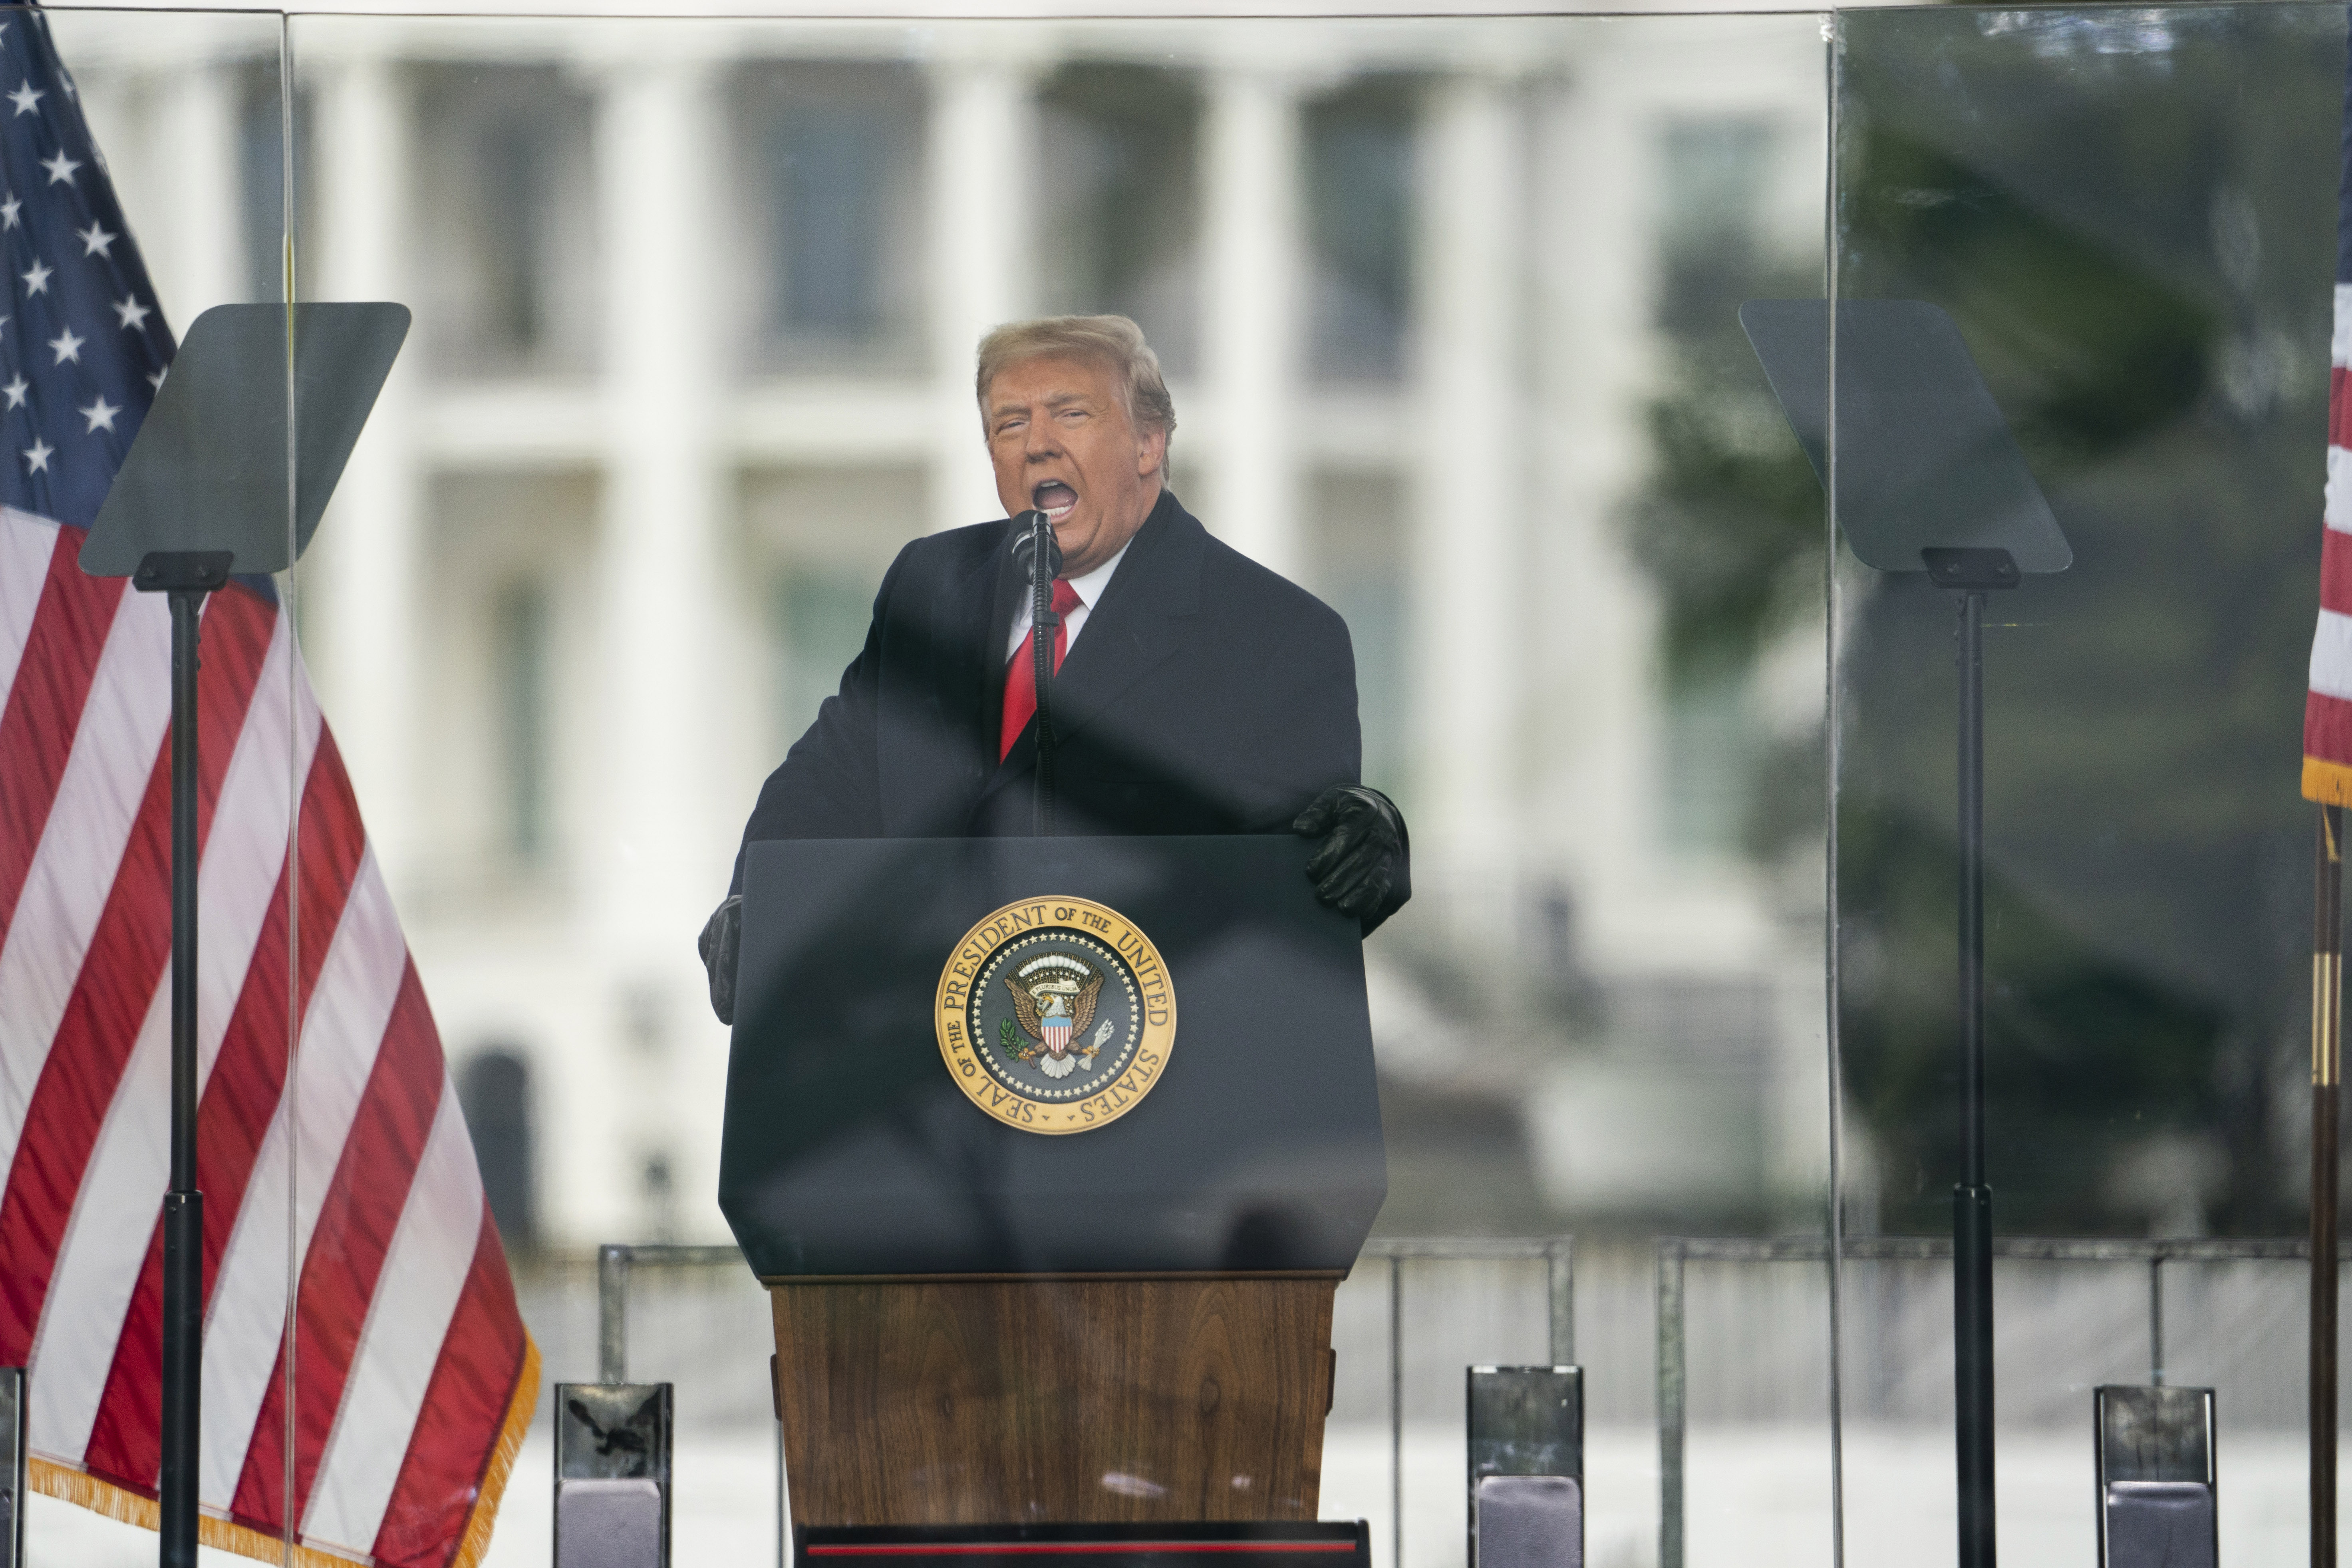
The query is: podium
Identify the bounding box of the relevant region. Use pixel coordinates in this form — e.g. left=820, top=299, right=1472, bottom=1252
left=719, top=837, right=1388, bottom=1525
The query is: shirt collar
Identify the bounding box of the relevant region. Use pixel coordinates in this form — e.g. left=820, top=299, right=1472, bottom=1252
left=1062, top=536, right=1130, bottom=608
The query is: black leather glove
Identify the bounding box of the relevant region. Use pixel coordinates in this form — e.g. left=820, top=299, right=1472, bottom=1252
left=698, top=893, right=742, bottom=1025
left=1293, top=784, right=1410, bottom=935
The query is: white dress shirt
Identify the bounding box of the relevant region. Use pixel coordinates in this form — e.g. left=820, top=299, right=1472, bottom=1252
left=1003, top=537, right=1132, bottom=663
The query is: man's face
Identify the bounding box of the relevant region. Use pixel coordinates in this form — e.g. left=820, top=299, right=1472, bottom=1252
left=985, top=353, right=1166, bottom=578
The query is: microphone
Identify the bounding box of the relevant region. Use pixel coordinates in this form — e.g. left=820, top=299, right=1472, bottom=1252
left=1008, top=508, right=1062, bottom=583
left=1007, top=509, right=1062, bottom=836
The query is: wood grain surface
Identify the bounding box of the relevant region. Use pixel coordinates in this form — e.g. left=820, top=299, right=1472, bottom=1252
left=769, top=1275, right=1340, bottom=1524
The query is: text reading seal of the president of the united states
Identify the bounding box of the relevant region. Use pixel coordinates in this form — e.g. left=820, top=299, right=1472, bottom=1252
left=935, top=896, right=1176, bottom=1133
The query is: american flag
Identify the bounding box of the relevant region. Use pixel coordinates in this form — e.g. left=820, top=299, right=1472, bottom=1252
left=2308, top=30, right=2352, bottom=803
left=0, top=8, right=538, bottom=1566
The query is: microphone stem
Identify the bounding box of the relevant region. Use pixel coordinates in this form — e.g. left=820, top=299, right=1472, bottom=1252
left=1032, top=511, right=1055, bottom=838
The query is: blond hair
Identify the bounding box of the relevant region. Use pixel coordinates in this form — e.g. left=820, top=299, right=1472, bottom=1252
left=975, top=315, right=1177, bottom=459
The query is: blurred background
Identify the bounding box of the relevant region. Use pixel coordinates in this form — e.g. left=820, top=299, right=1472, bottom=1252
left=24, top=0, right=2352, bottom=1563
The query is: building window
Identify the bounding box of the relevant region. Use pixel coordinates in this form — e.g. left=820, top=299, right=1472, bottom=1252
left=1034, top=64, right=1202, bottom=376
left=775, top=566, right=877, bottom=745
left=1657, top=670, right=1760, bottom=860
left=1655, top=117, right=1772, bottom=334
left=1306, top=78, right=1417, bottom=384
left=743, top=467, right=926, bottom=753
left=1307, top=471, right=1409, bottom=804
left=493, top=580, right=550, bottom=862
left=457, top=1049, right=537, bottom=1252
left=1641, top=116, right=1788, bottom=859
left=736, top=63, right=924, bottom=372
left=413, top=66, right=598, bottom=376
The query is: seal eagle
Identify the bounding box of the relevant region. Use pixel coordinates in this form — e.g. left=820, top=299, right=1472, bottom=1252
left=1007, top=954, right=1104, bottom=1078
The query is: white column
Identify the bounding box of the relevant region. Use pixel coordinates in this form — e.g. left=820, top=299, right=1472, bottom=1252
left=1410, top=74, right=1522, bottom=886
left=146, top=63, right=242, bottom=326
left=305, top=59, right=424, bottom=892
left=1201, top=70, right=1304, bottom=580
left=926, top=58, right=1031, bottom=535
left=595, top=57, right=727, bottom=924
left=592, top=54, right=729, bottom=1240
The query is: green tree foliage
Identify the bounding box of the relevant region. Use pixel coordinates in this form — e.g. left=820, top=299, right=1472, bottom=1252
left=1633, top=3, right=2343, bottom=1232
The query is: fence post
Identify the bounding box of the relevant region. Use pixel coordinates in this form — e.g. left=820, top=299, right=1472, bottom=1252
left=598, top=1243, right=631, bottom=1384
left=2149, top=1253, right=2165, bottom=1388
left=1547, top=1237, right=1576, bottom=1366
left=1389, top=1252, right=1405, bottom=1568
left=1658, top=1240, right=1687, bottom=1568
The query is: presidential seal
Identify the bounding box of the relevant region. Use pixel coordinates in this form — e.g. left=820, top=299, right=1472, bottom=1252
left=935, top=896, right=1176, bottom=1134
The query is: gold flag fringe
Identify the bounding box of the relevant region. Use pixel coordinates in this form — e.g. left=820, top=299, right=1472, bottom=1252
left=26, top=1332, right=539, bottom=1568
left=2307, top=756, right=2352, bottom=806
left=452, top=1334, right=542, bottom=1568
left=30, top=1455, right=364, bottom=1565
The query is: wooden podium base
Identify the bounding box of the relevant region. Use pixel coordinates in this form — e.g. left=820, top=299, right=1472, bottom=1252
left=768, top=1274, right=1341, bottom=1525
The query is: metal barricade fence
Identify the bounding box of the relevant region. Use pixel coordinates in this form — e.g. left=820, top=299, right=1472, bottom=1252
left=563, top=1234, right=2321, bottom=1568
left=1359, top=1240, right=1579, bottom=1568
left=1654, top=1235, right=2316, bottom=1568
left=572, top=1238, right=1579, bottom=1568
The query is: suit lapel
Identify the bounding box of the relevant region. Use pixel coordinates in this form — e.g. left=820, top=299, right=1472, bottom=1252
left=973, top=492, right=1204, bottom=813
left=929, top=525, right=1011, bottom=785
left=1048, top=497, right=1200, bottom=742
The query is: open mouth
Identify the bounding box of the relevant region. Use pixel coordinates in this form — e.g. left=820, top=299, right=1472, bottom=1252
left=1032, top=480, right=1078, bottom=521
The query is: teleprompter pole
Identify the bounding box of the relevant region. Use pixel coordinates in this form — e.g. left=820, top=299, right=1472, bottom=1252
left=2316, top=804, right=2342, bottom=1568
left=135, top=552, right=228, bottom=1568
left=75, top=306, right=417, bottom=1564
left=1955, top=586, right=1996, bottom=1568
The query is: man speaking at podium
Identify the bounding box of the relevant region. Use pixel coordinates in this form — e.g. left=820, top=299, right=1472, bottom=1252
left=700, top=314, right=1407, bottom=1023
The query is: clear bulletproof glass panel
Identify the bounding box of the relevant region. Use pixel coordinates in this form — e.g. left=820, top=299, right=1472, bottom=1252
left=1832, top=4, right=2347, bottom=1564
left=2, top=10, right=299, bottom=1567
left=48, top=2, right=2352, bottom=1567
left=272, top=11, right=1838, bottom=1568
left=16, top=5, right=1848, bottom=1567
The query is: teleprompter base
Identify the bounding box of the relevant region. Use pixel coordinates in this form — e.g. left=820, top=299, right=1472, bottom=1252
left=769, top=1274, right=1339, bottom=1525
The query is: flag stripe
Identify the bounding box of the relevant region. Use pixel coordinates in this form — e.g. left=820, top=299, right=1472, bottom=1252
left=0, top=526, right=123, bottom=938
left=0, top=507, right=59, bottom=707
left=28, top=606, right=307, bottom=1469
left=0, top=587, right=169, bottom=1199
left=79, top=714, right=348, bottom=1500
left=2312, top=688, right=2352, bottom=763
left=2326, top=521, right=2352, bottom=617
left=2328, top=444, right=2352, bottom=535
left=199, top=847, right=408, bottom=1510
left=2314, top=608, right=2352, bottom=704
left=234, top=959, right=444, bottom=1529
left=0, top=587, right=272, bottom=1375
left=2, top=12, right=533, bottom=1562
left=2308, top=87, right=2352, bottom=795
left=302, top=1086, right=483, bottom=1558
left=369, top=1221, right=531, bottom=1568
left=0, top=718, right=173, bottom=1363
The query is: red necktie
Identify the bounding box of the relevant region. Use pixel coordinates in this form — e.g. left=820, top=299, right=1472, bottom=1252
left=1001, top=579, right=1084, bottom=759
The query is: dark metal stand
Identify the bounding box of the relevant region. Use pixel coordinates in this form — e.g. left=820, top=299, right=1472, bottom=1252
left=74, top=304, right=412, bottom=1568
left=1929, top=547, right=2018, bottom=1568
left=2316, top=805, right=2342, bottom=1568
left=1740, top=302, right=2065, bottom=1568
left=134, top=550, right=229, bottom=1568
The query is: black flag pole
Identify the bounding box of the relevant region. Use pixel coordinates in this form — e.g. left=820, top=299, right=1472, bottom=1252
left=2317, top=803, right=2342, bottom=1568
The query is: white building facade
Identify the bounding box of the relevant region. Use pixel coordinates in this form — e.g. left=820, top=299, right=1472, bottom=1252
left=68, top=8, right=1833, bottom=1249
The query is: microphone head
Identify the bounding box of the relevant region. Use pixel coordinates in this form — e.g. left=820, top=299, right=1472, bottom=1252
left=1009, top=509, right=1062, bottom=578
